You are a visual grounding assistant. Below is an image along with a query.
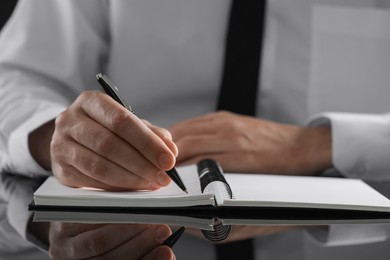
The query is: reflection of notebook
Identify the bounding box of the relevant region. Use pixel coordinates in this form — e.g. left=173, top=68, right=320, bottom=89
left=30, top=159, right=390, bottom=241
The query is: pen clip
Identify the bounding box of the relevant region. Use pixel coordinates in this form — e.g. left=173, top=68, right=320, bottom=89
left=96, top=73, right=135, bottom=114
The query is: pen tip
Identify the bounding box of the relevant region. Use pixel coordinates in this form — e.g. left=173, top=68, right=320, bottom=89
left=184, top=189, right=188, bottom=194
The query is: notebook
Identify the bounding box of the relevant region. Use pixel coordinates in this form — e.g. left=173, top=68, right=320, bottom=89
left=30, top=159, right=390, bottom=241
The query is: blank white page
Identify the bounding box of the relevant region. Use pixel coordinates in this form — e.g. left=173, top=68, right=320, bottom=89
left=223, top=174, right=390, bottom=212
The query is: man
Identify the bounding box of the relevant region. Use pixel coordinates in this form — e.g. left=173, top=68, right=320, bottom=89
left=1, top=0, right=390, bottom=259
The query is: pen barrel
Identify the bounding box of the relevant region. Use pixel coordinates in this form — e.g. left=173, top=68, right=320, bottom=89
left=166, top=168, right=187, bottom=193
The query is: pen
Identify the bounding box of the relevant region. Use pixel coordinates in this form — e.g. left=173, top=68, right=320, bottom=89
left=162, top=226, right=186, bottom=248
left=96, top=73, right=188, bottom=194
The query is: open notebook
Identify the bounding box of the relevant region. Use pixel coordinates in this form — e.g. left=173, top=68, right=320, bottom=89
left=30, top=159, right=390, bottom=241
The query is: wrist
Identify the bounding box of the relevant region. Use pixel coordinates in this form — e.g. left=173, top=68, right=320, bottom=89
left=293, top=126, right=332, bottom=175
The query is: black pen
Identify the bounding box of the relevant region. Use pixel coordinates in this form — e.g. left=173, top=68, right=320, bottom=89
left=96, top=73, right=188, bottom=194
left=163, top=226, right=186, bottom=248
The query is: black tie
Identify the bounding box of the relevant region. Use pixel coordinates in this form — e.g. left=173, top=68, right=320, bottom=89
left=215, top=0, right=267, bottom=260
left=216, top=0, right=266, bottom=116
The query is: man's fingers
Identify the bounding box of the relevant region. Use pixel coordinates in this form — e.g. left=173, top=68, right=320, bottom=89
left=50, top=224, right=150, bottom=259
left=66, top=113, right=170, bottom=187
left=78, top=92, right=176, bottom=171
left=50, top=222, right=106, bottom=239
left=169, top=117, right=215, bottom=141
left=169, top=111, right=235, bottom=140
left=51, top=163, right=121, bottom=190
left=96, top=225, right=172, bottom=260
left=51, top=137, right=155, bottom=189
left=142, top=246, right=175, bottom=260
left=52, top=90, right=177, bottom=190
left=174, top=134, right=237, bottom=163
left=144, top=120, right=179, bottom=158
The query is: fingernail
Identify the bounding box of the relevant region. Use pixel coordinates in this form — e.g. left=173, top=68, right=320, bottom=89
left=156, top=172, right=170, bottom=186
left=155, top=225, right=170, bottom=243
left=158, top=153, right=172, bottom=169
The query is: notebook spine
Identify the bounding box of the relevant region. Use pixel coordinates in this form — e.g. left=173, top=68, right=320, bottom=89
left=197, top=159, right=232, bottom=242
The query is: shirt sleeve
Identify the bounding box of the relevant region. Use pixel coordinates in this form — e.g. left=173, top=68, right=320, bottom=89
left=0, top=0, right=109, bottom=177
left=306, top=112, right=390, bottom=246
left=308, top=112, right=390, bottom=181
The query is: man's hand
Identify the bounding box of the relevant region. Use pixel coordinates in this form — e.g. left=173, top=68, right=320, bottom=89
left=169, top=111, right=332, bottom=175
left=48, top=223, right=174, bottom=260
left=30, top=91, right=178, bottom=190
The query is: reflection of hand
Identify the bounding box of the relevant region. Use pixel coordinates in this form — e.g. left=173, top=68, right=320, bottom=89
left=170, top=111, right=331, bottom=175
left=49, top=91, right=178, bottom=190
left=48, top=223, right=175, bottom=260
left=186, top=225, right=296, bottom=243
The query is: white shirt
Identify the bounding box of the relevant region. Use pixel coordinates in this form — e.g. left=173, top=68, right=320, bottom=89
left=1, top=0, right=390, bottom=259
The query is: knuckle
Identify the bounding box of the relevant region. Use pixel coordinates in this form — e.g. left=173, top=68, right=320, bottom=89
left=89, top=159, right=107, bottom=179
left=55, top=111, right=69, bottom=128
left=78, top=90, right=95, bottom=102
left=51, top=141, right=71, bottom=164
left=50, top=135, right=68, bottom=154
left=95, top=133, right=115, bottom=154
left=159, top=127, right=173, bottom=140
left=50, top=138, right=61, bottom=154
left=82, top=233, right=106, bottom=256
left=217, top=110, right=232, bottom=117
left=108, top=110, right=132, bottom=131
left=216, top=110, right=227, bottom=115
left=231, top=122, right=242, bottom=132
left=142, top=119, right=151, bottom=126
left=229, top=119, right=245, bottom=133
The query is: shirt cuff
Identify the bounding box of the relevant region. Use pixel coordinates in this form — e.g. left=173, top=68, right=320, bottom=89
left=308, top=112, right=390, bottom=181
left=307, top=224, right=390, bottom=247
left=6, top=103, right=65, bottom=177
